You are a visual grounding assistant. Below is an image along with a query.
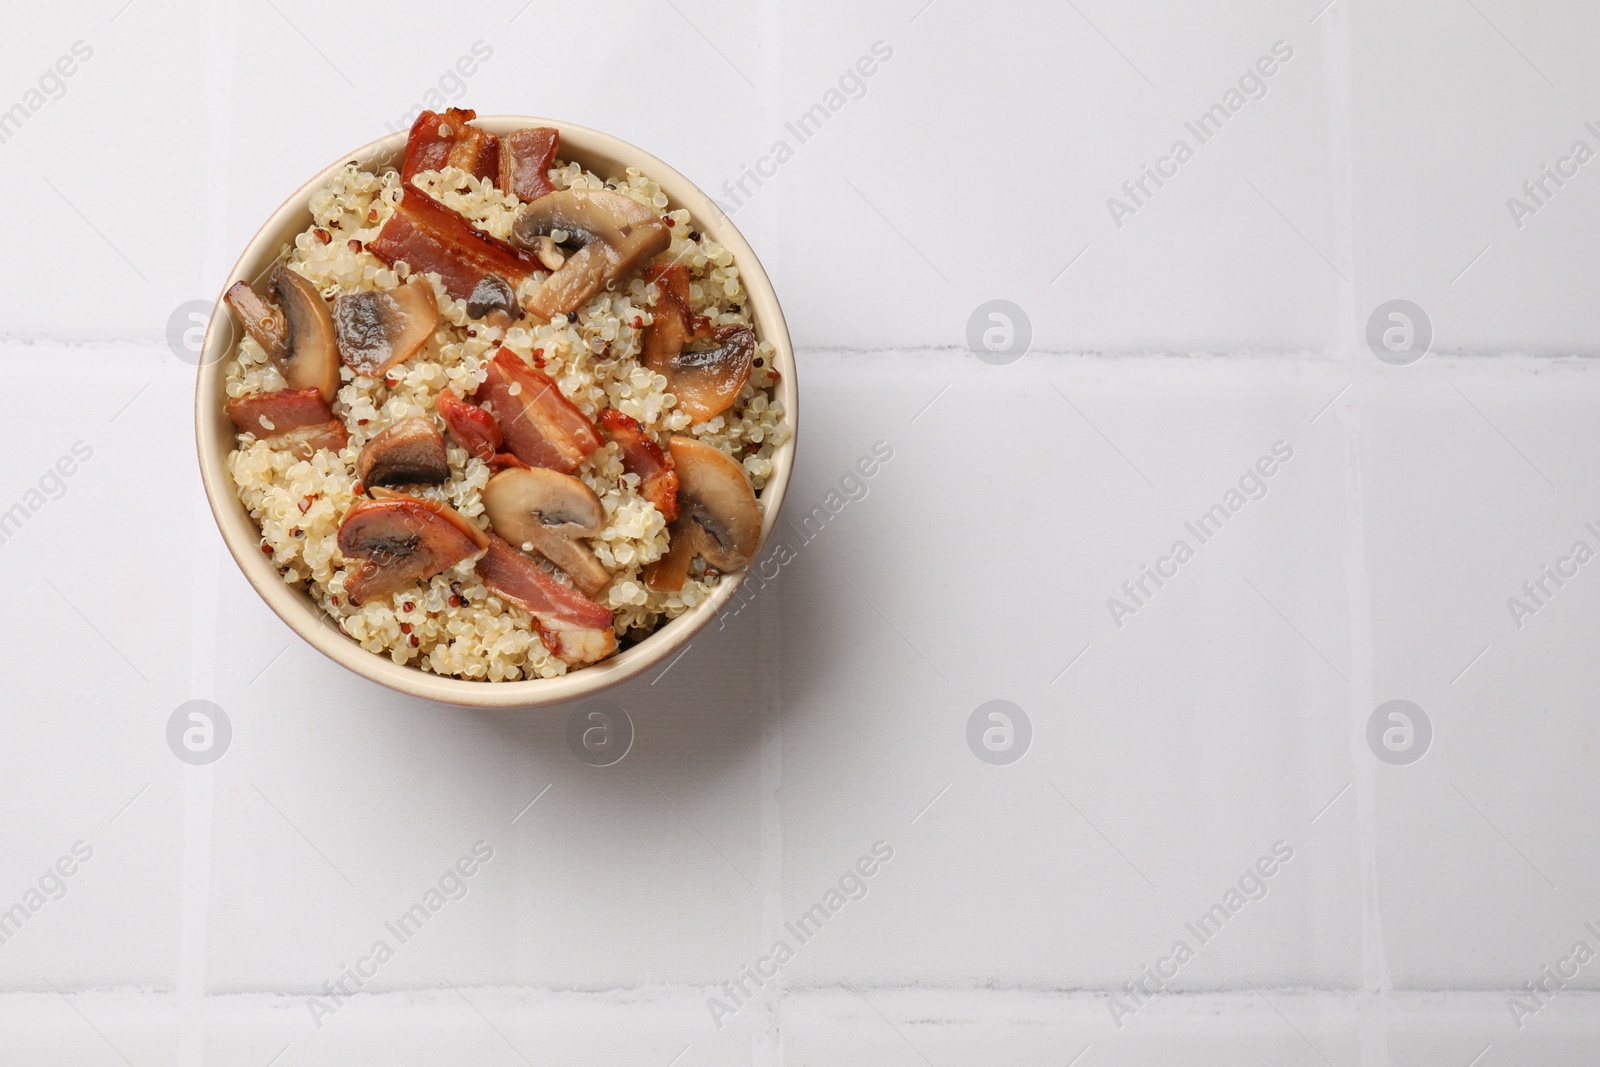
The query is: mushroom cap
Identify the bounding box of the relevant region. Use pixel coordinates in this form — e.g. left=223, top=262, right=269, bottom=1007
left=481, top=467, right=610, bottom=596
left=482, top=467, right=605, bottom=536
left=356, top=417, right=450, bottom=488
left=465, top=272, right=519, bottom=324
left=333, top=276, right=440, bottom=377
left=644, top=515, right=699, bottom=592
left=270, top=265, right=341, bottom=402
left=224, top=280, right=288, bottom=359
left=661, top=325, right=756, bottom=423
left=512, top=190, right=670, bottom=319
left=669, top=435, right=760, bottom=572
left=337, top=492, right=487, bottom=606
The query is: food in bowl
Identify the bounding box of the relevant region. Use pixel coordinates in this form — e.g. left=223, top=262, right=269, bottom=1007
left=221, top=109, right=789, bottom=681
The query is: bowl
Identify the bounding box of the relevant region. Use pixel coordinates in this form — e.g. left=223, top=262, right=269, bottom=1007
left=195, top=116, right=797, bottom=709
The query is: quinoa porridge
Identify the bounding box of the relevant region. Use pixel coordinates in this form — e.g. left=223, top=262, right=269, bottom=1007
left=222, top=109, right=788, bottom=681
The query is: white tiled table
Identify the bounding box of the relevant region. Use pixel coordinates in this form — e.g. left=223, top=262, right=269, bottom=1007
left=3, top=1, right=1599, bottom=1063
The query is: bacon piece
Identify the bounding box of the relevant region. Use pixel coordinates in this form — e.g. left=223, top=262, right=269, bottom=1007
left=402, top=108, right=500, bottom=186
left=367, top=188, right=539, bottom=301
left=477, top=349, right=602, bottom=473
left=498, top=127, right=560, bottom=202
left=285, top=421, right=352, bottom=458
left=226, top=388, right=333, bottom=437
left=597, top=409, right=678, bottom=523
left=226, top=388, right=348, bottom=459
left=641, top=263, right=712, bottom=369
left=477, top=535, right=617, bottom=661
left=436, top=390, right=527, bottom=470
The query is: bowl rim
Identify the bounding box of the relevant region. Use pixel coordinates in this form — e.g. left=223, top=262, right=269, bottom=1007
left=193, top=115, right=798, bottom=709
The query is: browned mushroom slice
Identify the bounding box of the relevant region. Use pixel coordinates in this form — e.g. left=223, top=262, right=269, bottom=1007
left=644, top=436, right=760, bottom=590
left=222, top=265, right=340, bottom=402
left=465, top=272, right=519, bottom=328
left=223, top=280, right=287, bottom=356
left=644, top=515, right=700, bottom=593
left=480, top=467, right=610, bottom=596
left=333, top=277, right=440, bottom=377
left=337, top=492, right=488, bottom=606
left=659, top=325, right=756, bottom=423
left=511, top=190, right=670, bottom=319
left=356, top=417, right=450, bottom=488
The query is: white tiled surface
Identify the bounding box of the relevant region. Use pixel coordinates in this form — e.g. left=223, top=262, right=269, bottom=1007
left=3, top=0, right=1599, bottom=1062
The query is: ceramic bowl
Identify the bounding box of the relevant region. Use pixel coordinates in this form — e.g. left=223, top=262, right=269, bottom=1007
left=194, top=116, right=796, bottom=708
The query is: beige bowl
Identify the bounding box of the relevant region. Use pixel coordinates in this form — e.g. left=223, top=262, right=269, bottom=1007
left=195, top=116, right=797, bottom=709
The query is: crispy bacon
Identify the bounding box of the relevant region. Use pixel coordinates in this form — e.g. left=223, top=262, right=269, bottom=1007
left=498, top=127, right=560, bottom=202
left=225, top=388, right=348, bottom=458
left=477, top=349, right=602, bottom=473
left=367, top=188, right=540, bottom=301
left=402, top=108, right=500, bottom=186
left=436, top=390, right=527, bottom=470
left=477, top=535, right=616, bottom=635
left=225, top=388, right=336, bottom=437
left=641, top=263, right=712, bottom=368
left=597, top=409, right=678, bottom=523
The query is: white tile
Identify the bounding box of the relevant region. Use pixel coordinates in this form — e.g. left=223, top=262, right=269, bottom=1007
left=0, top=343, right=190, bottom=990
left=204, top=593, right=769, bottom=990
left=772, top=351, right=1362, bottom=989
left=760, top=0, right=1340, bottom=351
left=1361, top=356, right=1600, bottom=988
left=0, top=6, right=215, bottom=342
left=1351, top=0, right=1600, bottom=352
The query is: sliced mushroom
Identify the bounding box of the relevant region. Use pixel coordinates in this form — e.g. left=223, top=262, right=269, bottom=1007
left=640, top=263, right=710, bottom=364
left=638, top=264, right=754, bottom=422
left=333, top=276, right=440, bottom=377
left=481, top=467, right=610, bottom=596
left=337, top=492, right=487, bottom=606
left=531, top=236, right=565, bottom=271
left=223, top=265, right=340, bottom=401
left=356, top=417, right=449, bottom=488
left=223, top=280, right=287, bottom=356
left=644, top=436, right=760, bottom=589
left=644, top=515, right=701, bottom=593
left=465, top=272, right=519, bottom=328
left=660, top=325, right=756, bottom=423
left=511, top=190, right=670, bottom=319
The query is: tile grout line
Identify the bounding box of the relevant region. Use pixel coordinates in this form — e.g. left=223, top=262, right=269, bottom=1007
left=176, top=1, right=240, bottom=1063
left=1319, top=2, right=1395, bottom=1064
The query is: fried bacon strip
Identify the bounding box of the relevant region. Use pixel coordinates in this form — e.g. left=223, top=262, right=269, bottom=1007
left=368, top=188, right=540, bottom=301
left=476, top=535, right=617, bottom=665
left=226, top=388, right=348, bottom=454
left=498, top=127, right=560, bottom=202
left=402, top=108, right=499, bottom=186
left=436, top=390, right=528, bottom=470
left=597, top=409, right=678, bottom=523
left=476, top=349, right=602, bottom=473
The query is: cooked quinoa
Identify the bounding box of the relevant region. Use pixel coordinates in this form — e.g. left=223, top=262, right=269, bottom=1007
left=224, top=153, right=788, bottom=681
